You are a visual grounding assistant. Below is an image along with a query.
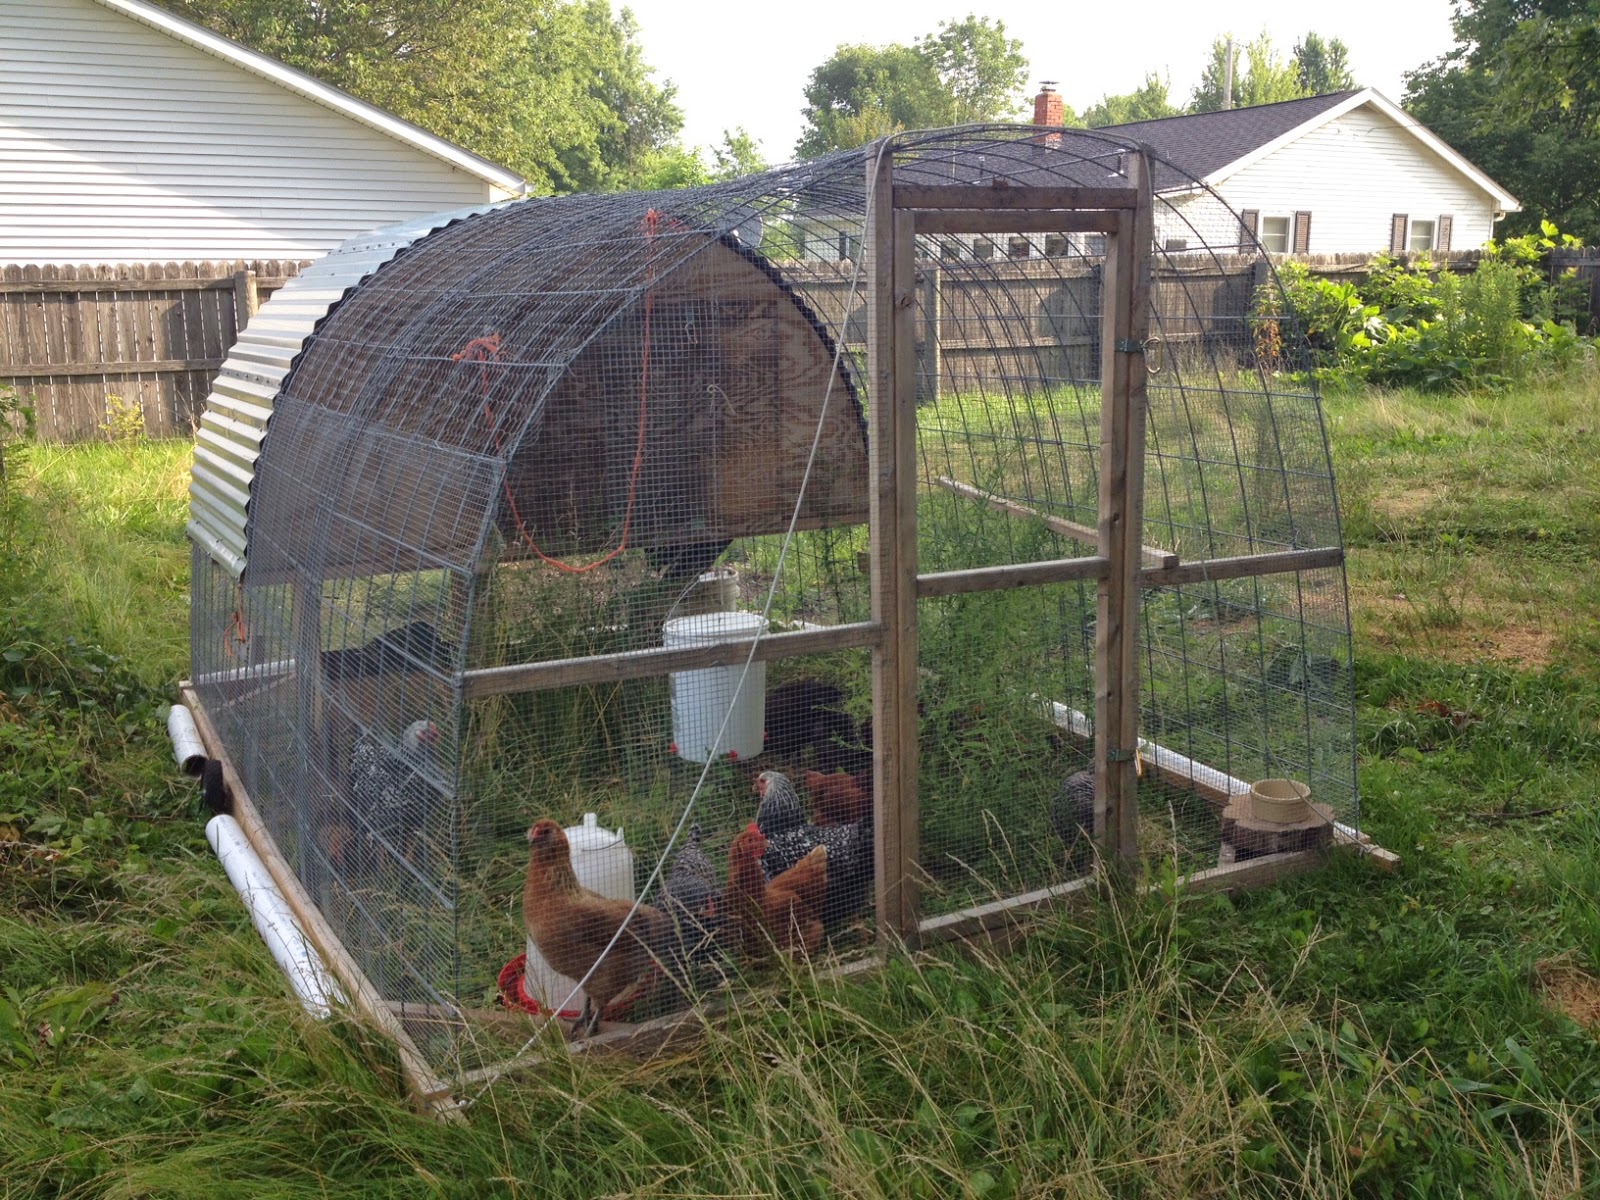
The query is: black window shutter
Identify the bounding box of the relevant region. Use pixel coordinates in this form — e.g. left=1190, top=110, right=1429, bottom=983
left=1240, top=209, right=1260, bottom=243
left=1437, top=215, right=1453, bottom=252
left=1293, top=211, right=1312, bottom=255
left=1390, top=214, right=1408, bottom=255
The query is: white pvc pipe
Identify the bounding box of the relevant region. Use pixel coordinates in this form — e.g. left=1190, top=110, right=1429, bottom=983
left=166, top=704, right=208, bottom=776
left=205, top=814, right=345, bottom=1017
left=1039, top=697, right=1372, bottom=851
left=191, top=657, right=296, bottom=687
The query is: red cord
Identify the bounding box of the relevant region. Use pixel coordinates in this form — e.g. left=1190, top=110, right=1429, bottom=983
left=222, top=587, right=249, bottom=659
left=458, top=209, right=668, bottom=575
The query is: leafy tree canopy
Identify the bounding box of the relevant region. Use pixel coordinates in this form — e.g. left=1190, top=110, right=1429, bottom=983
left=1405, top=0, right=1600, bottom=240
left=151, top=0, right=686, bottom=194
left=1293, top=32, right=1356, bottom=95
left=1083, top=73, right=1179, bottom=127
left=1190, top=32, right=1306, bottom=112
left=796, top=15, right=1028, bottom=157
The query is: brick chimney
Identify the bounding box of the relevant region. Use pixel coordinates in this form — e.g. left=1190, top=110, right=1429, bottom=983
left=1033, top=82, right=1063, bottom=147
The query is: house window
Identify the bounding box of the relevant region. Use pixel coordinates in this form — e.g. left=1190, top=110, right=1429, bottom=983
left=973, top=238, right=995, bottom=261
left=1260, top=216, right=1291, bottom=254
left=1044, top=234, right=1068, bottom=257
left=1008, top=237, right=1031, bottom=259
left=941, top=241, right=963, bottom=260
left=1164, top=238, right=1189, bottom=253
left=1082, top=233, right=1107, bottom=257
left=1408, top=218, right=1436, bottom=251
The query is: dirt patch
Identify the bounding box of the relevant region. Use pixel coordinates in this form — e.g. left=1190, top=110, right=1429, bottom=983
left=1535, top=960, right=1600, bottom=1033
left=1349, top=592, right=1559, bottom=670
left=1374, top=486, right=1448, bottom=523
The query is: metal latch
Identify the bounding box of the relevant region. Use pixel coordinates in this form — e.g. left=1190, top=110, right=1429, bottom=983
left=1107, top=747, right=1138, bottom=763
left=1114, top=336, right=1164, bottom=376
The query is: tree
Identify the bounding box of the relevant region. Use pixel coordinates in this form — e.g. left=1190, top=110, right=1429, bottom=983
left=796, top=16, right=1028, bottom=157
left=913, top=16, right=1029, bottom=126
left=1292, top=32, right=1356, bottom=95
left=1190, top=32, right=1307, bottom=112
left=151, top=0, right=686, bottom=194
left=1083, top=73, right=1179, bottom=127
left=1404, top=0, right=1600, bottom=240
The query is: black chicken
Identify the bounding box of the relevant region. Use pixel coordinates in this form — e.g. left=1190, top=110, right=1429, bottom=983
left=754, top=770, right=871, bottom=933
left=346, top=718, right=444, bottom=875
left=321, top=621, right=457, bottom=683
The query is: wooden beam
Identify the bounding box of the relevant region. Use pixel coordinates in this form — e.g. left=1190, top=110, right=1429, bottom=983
left=180, top=686, right=462, bottom=1121
left=868, top=150, right=922, bottom=949
left=916, top=555, right=1109, bottom=599
left=461, top=621, right=881, bottom=700
left=918, top=874, right=1098, bottom=944
left=2, top=358, right=223, bottom=379
left=1177, top=849, right=1331, bottom=894
left=1095, top=154, right=1155, bottom=871
left=913, top=210, right=1123, bottom=237
left=1141, top=546, right=1343, bottom=587
left=935, top=475, right=1178, bottom=570
left=894, top=185, right=1137, bottom=211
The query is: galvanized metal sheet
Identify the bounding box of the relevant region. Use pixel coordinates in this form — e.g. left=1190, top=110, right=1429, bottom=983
left=186, top=202, right=507, bottom=578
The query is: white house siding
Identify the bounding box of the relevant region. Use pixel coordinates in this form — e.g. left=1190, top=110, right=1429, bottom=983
left=1213, top=106, right=1501, bottom=255
left=0, top=0, right=513, bottom=264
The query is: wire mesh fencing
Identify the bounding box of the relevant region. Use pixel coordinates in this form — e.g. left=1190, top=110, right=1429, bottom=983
left=189, top=125, right=1356, bottom=1088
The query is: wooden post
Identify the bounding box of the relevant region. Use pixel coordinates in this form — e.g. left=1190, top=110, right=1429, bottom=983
left=232, top=268, right=258, bottom=335
left=868, top=147, right=921, bottom=948
left=1094, top=153, right=1154, bottom=870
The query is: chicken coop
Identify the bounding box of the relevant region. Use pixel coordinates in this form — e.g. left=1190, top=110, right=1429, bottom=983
left=183, top=125, right=1383, bottom=1111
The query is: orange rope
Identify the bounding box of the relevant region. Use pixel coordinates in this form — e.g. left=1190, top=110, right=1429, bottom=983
left=223, top=603, right=248, bottom=659
left=459, top=209, right=667, bottom=575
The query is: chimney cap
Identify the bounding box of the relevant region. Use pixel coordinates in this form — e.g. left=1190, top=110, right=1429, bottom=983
left=1038, top=80, right=1058, bottom=91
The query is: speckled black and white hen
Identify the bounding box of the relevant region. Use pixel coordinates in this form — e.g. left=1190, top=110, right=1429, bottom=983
left=660, top=821, right=723, bottom=960
left=346, top=718, right=443, bottom=873
left=754, top=770, right=871, bottom=932
left=1050, top=770, right=1098, bottom=875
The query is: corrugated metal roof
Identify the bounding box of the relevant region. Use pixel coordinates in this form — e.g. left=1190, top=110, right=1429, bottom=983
left=187, top=203, right=506, bottom=578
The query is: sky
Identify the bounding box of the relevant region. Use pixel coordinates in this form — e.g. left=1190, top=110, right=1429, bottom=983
left=618, top=0, right=1461, bottom=162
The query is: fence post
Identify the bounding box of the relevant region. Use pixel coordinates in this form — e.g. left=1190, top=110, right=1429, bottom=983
left=232, top=268, right=259, bottom=334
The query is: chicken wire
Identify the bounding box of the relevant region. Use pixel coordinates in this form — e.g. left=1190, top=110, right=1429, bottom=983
left=189, top=125, right=1356, bottom=1081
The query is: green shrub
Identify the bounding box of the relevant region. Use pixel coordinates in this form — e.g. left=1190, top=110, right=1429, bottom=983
left=1256, top=222, right=1594, bottom=391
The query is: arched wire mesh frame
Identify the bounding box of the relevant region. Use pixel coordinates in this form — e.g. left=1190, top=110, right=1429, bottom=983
left=188, top=123, right=1361, bottom=1092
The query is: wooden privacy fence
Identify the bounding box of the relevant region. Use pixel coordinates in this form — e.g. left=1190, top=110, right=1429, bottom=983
left=6, top=248, right=1597, bottom=443
left=1, top=260, right=306, bottom=441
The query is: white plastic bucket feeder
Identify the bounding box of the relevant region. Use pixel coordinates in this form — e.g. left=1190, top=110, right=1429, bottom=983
left=662, top=610, right=768, bottom=762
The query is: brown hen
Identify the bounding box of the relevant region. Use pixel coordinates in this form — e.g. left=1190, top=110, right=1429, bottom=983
left=522, top=818, right=671, bottom=1036
left=726, top=822, right=828, bottom=962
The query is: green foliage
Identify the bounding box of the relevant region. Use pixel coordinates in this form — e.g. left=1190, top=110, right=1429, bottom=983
left=1190, top=32, right=1307, bottom=113
left=152, top=0, right=686, bottom=194
left=1259, top=227, right=1594, bottom=390
left=796, top=17, right=1028, bottom=157
left=1082, top=73, right=1179, bottom=128
left=1404, top=0, right=1600, bottom=242
left=10, top=411, right=1600, bottom=1198
left=1292, top=32, right=1356, bottom=95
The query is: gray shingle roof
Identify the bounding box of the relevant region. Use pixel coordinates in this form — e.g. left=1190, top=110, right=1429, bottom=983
left=1099, top=91, right=1360, bottom=184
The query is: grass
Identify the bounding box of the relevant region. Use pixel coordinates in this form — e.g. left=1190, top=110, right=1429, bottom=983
left=4, top=368, right=1600, bottom=1197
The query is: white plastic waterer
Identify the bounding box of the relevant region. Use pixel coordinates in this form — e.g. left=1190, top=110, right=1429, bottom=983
left=662, top=610, right=769, bottom=762
left=522, top=813, right=635, bottom=1017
